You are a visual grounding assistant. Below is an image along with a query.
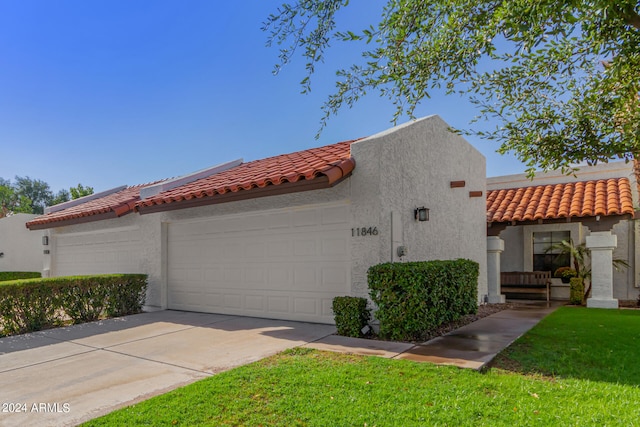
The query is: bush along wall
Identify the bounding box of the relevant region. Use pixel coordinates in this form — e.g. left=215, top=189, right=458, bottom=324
left=332, top=296, right=371, bottom=337
left=0, top=274, right=147, bottom=337
left=368, top=259, right=478, bottom=341
left=0, top=271, right=41, bottom=282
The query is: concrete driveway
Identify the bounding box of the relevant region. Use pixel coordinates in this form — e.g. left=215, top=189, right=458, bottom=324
left=0, top=310, right=335, bottom=426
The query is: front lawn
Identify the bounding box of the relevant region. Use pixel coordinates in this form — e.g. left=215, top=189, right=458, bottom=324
left=84, top=307, right=640, bottom=426
left=492, top=306, right=640, bottom=385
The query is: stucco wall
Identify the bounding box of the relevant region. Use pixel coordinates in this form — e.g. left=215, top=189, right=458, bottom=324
left=49, top=183, right=351, bottom=309
left=0, top=214, right=43, bottom=273
left=45, top=115, right=488, bottom=311
left=350, top=115, right=487, bottom=302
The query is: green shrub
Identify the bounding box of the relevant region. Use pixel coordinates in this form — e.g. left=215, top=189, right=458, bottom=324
left=0, top=274, right=147, bottom=336
left=569, top=277, right=584, bottom=305
left=368, top=259, right=478, bottom=341
left=0, top=279, right=61, bottom=335
left=332, top=296, right=370, bottom=337
left=0, top=271, right=41, bottom=282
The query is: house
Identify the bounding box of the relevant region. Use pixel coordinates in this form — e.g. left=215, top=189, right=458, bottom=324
left=486, top=161, right=640, bottom=307
left=25, top=116, right=488, bottom=324
left=0, top=213, right=42, bottom=273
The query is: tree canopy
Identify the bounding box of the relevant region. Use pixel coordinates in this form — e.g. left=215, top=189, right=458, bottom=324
left=264, top=1, right=640, bottom=175
left=0, top=177, right=94, bottom=217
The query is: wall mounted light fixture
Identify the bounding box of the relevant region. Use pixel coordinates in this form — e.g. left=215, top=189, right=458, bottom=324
left=42, top=236, right=49, bottom=246
left=414, top=207, right=429, bottom=222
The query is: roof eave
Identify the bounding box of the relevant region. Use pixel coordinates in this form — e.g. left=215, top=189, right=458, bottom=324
left=25, top=210, right=124, bottom=230
left=137, top=168, right=352, bottom=216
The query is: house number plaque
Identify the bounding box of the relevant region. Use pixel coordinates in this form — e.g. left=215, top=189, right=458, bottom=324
left=351, top=227, right=378, bottom=237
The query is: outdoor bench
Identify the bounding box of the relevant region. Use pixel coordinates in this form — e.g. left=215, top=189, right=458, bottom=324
left=500, top=271, right=551, bottom=302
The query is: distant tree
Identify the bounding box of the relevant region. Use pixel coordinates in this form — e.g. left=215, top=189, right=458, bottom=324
left=70, top=183, right=94, bottom=200
left=50, top=189, right=71, bottom=206
left=13, top=176, right=53, bottom=214
left=0, top=183, right=32, bottom=218
left=1, top=177, right=95, bottom=214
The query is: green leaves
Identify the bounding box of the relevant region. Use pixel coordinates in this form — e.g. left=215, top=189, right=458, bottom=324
left=0, top=274, right=147, bottom=336
left=332, top=296, right=371, bottom=337
left=0, top=177, right=95, bottom=216
left=368, top=259, right=478, bottom=341
left=266, top=0, right=640, bottom=173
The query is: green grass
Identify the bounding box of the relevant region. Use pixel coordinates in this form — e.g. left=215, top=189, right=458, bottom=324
left=493, top=306, right=640, bottom=385
left=84, top=307, right=640, bottom=426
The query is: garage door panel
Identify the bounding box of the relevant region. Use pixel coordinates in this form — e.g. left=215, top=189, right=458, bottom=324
left=245, top=295, right=265, bottom=311
left=322, top=237, right=348, bottom=256
left=168, top=204, right=351, bottom=323
left=293, top=298, right=318, bottom=316
left=321, top=265, right=349, bottom=290
left=267, top=296, right=289, bottom=313
left=224, top=294, right=242, bottom=309
left=266, top=212, right=291, bottom=229
left=54, top=227, right=142, bottom=276
left=321, top=205, right=349, bottom=225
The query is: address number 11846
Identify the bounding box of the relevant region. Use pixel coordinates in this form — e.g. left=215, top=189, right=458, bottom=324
left=352, top=227, right=378, bottom=237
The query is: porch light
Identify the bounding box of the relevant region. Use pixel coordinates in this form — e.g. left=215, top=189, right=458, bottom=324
left=414, top=207, right=429, bottom=222
left=42, top=236, right=49, bottom=246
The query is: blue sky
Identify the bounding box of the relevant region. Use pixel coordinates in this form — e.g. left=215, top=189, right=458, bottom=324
left=0, top=1, right=525, bottom=194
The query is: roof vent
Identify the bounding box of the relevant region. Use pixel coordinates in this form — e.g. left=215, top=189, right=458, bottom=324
left=140, top=159, right=243, bottom=200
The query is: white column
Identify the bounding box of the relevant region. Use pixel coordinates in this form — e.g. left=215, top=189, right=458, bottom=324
left=486, top=236, right=506, bottom=303
left=586, top=231, right=618, bottom=309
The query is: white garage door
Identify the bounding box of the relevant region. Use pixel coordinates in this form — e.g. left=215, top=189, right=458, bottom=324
left=167, top=203, right=351, bottom=323
left=54, top=226, right=143, bottom=276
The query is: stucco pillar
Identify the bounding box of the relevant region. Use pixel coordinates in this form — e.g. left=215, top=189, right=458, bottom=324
left=586, top=231, right=618, bottom=309
left=486, top=236, right=506, bottom=303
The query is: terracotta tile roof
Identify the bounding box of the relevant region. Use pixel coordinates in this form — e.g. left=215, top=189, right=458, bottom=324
left=26, top=183, right=162, bottom=230
left=486, top=178, right=635, bottom=224
left=135, top=140, right=356, bottom=212
left=25, top=140, right=356, bottom=229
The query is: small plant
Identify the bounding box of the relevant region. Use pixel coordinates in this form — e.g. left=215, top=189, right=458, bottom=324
left=332, top=296, right=370, bottom=337
left=549, top=239, right=629, bottom=299
left=569, top=277, right=585, bottom=305
left=554, top=267, right=577, bottom=283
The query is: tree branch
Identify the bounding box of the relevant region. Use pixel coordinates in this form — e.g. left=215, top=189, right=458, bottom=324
left=622, top=8, right=640, bottom=30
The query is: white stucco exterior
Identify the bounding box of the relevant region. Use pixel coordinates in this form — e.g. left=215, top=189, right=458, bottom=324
left=42, top=116, right=487, bottom=322
left=0, top=214, right=43, bottom=273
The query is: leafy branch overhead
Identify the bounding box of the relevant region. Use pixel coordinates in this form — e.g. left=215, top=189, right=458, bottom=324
left=264, top=1, right=640, bottom=176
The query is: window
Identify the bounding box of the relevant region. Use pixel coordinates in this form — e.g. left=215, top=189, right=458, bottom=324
left=532, top=231, right=571, bottom=272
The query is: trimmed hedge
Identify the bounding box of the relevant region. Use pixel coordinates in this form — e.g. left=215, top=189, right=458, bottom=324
left=0, top=271, right=41, bottom=282
left=0, top=274, right=147, bottom=336
left=368, top=259, right=478, bottom=341
left=332, top=296, right=371, bottom=337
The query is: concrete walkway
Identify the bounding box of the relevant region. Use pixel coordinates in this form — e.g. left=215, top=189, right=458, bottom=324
left=0, top=302, right=558, bottom=426
left=305, top=301, right=560, bottom=369
left=0, top=311, right=336, bottom=427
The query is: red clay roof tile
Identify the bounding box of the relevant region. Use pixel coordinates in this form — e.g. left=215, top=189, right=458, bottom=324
left=487, top=178, right=634, bottom=223
left=25, top=140, right=357, bottom=229
left=135, top=140, right=356, bottom=211
left=25, top=182, right=162, bottom=230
